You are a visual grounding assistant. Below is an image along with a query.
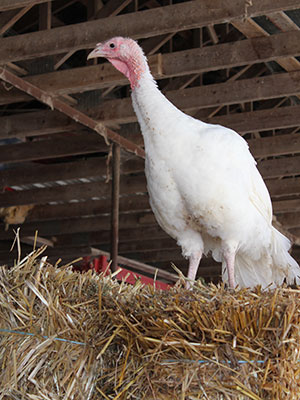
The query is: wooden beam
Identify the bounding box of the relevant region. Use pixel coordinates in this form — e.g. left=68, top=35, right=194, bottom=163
left=273, top=216, right=300, bottom=247
left=0, top=134, right=108, bottom=164
left=258, top=155, right=300, bottom=179
left=273, top=199, right=300, bottom=214
left=290, top=228, right=300, bottom=238
left=0, top=158, right=108, bottom=188
left=277, top=212, right=300, bottom=229
left=232, top=13, right=300, bottom=72
left=0, top=181, right=114, bottom=207
left=0, top=68, right=145, bottom=158
left=49, top=228, right=300, bottom=264
left=88, top=71, right=300, bottom=125
left=266, top=177, right=300, bottom=198
left=95, top=0, right=131, bottom=19
left=267, top=11, right=300, bottom=32
left=208, top=106, right=300, bottom=135
left=0, top=88, right=28, bottom=106
left=0, top=110, right=76, bottom=140
left=0, top=156, right=144, bottom=187
left=231, top=17, right=268, bottom=38
left=0, top=0, right=52, bottom=12
left=0, top=211, right=156, bottom=240
left=249, top=134, right=300, bottom=159
left=121, top=243, right=300, bottom=265
left=25, top=196, right=300, bottom=223
left=3, top=29, right=300, bottom=104
left=54, top=226, right=169, bottom=247
left=54, top=0, right=131, bottom=71
left=123, top=249, right=183, bottom=263
left=2, top=131, right=299, bottom=178
left=141, top=33, right=175, bottom=56
left=27, top=195, right=151, bottom=222
left=0, top=4, right=34, bottom=35
left=21, top=235, right=54, bottom=247
left=39, top=1, right=51, bottom=30
left=1, top=171, right=299, bottom=208
left=0, top=175, right=147, bottom=207
left=0, top=0, right=299, bottom=64
left=2, top=104, right=300, bottom=143
left=54, top=50, right=76, bottom=71
left=116, top=238, right=178, bottom=254
left=0, top=54, right=163, bottom=104
left=5, top=62, right=27, bottom=76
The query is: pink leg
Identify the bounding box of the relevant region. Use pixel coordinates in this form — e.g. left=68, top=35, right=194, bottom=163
left=224, top=250, right=236, bottom=289
left=186, top=252, right=202, bottom=288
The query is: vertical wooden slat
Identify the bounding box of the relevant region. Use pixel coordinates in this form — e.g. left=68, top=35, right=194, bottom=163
left=110, top=144, right=121, bottom=271
left=38, top=2, right=53, bottom=73
left=39, top=1, right=51, bottom=30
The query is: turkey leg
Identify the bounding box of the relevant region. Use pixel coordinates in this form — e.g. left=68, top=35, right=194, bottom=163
left=224, top=251, right=236, bottom=288
left=186, top=252, right=202, bottom=288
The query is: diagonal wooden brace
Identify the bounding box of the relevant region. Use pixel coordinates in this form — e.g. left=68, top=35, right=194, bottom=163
left=0, top=67, right=145, bottom=159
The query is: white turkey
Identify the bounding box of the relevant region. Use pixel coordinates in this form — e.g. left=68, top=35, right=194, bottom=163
left=88, top=37, right=300, bottom=289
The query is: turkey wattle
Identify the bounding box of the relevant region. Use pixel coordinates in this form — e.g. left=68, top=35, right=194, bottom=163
left=88, top=37, right=300, bottom=289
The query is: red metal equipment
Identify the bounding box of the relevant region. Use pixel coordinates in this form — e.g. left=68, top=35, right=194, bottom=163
left=82, top=255, right=171, bottom=290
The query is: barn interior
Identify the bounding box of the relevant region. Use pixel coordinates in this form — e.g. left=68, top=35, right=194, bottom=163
left=0, top=0, right=300, bottom=285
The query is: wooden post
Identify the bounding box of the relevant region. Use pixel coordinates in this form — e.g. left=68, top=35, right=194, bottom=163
left=110, top=143, right=121, bottom=271
left=39, top=1, right=51, bottom=30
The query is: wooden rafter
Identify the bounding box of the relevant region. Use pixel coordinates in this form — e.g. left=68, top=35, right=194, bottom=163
left=3, top=68, right=300, bottom=121
left=0, top=0, right=300, bottom=64
left=54, top=0, right=132, bottom=71
left=0, top=157, right=142, bottom=187
left=2, top=104, right=300, bottom=141
left=1, top=174, right=300, bottom=208
left=0, top=67, right=145, bottom=158
left=0, top=0, right=52, bottom=12
left=0, top=4, right=34, bottom=35
left=1, top=209, right=300, bottom=246
left=0, top=212, right=155, bottom=240
left=87, top=71, right=300, bottom=125
left=0, top=131, right=299, bottom=166
left=28, top=196, right=151, bottom=222
left=2, top=29, right=300, bottom=104
left=55, top=227, right=169, bottom=248
left=24, top=197, right=298, bottom=222
left=232, top=14, right=300, bottom=72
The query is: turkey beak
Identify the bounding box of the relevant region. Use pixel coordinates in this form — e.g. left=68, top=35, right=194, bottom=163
left=87, top=45, right=104, bottom=60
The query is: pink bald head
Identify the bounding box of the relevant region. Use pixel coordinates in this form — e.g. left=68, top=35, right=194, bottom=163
left=87, top=37, right=148, bottom=90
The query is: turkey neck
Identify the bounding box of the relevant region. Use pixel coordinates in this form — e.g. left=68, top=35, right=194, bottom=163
left=131, top=72, right=182, bottom=151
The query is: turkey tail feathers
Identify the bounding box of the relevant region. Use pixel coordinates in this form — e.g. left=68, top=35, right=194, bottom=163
left=270, top=227, right=300, bottom=286
left=223, top=227, right=300, bottom=289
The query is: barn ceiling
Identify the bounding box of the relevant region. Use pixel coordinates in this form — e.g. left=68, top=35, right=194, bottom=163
left=0, top=0, right=300, bottom=283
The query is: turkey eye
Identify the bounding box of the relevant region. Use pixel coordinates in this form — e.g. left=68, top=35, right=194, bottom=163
left=109, top=43, right=115, bottom=49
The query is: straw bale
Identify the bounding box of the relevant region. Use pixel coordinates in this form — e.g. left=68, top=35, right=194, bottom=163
left=0, top=248, right=300, bottom=399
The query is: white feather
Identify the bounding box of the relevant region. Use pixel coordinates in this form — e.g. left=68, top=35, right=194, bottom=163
left=130, top=67, right=300, bottom=288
